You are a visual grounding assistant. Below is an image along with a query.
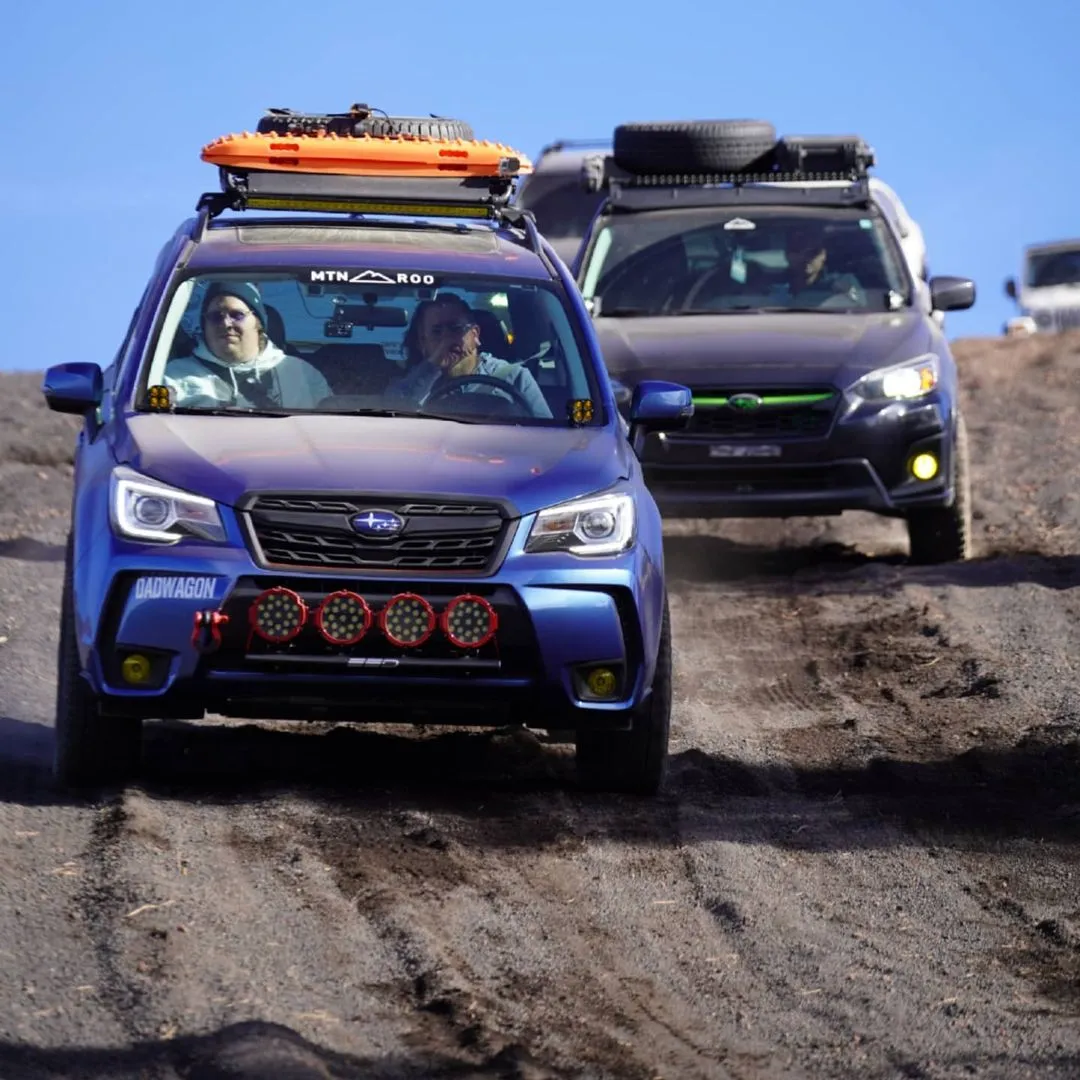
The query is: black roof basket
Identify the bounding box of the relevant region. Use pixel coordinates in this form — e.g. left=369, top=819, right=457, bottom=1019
left=587, top=133, right=878, bottom=212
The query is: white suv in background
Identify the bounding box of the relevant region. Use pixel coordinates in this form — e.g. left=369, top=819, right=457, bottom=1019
left=1003, top=239, right=1080, bottom=335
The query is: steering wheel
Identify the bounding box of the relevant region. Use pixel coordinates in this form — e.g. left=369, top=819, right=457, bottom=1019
left=681, top=264, right=733, bottom=309
left=425, top=373, right=534, bottom=415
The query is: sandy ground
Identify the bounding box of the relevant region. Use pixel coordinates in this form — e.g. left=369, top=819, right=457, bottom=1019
left=0, top=333, right=1077, bottom=1079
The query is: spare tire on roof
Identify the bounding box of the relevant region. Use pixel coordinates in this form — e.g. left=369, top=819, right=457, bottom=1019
left=257, top=107, right=475, bottom=142
left=613, top=119, right=777, bottom=175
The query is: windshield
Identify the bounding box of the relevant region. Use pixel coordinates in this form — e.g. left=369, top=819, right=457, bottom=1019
left=580, top=207, right=912, bottom=315
left=1025, top=247, right=1080, bottom=288
left=139, top=270, right=601, bottom=426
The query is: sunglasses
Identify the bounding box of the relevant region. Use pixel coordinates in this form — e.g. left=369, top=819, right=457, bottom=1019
left=205, top=308, right=252, bottom=326
left=427, top=319, right=475, bottom=338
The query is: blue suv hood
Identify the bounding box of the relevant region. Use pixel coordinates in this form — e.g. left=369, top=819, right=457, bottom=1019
left=117, top=414, right=629, bottom=516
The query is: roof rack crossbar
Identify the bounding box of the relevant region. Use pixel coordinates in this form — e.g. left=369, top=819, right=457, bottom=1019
left=215, top=166, right=515, bottom=211
left=605, top=175, right=873, bottom=213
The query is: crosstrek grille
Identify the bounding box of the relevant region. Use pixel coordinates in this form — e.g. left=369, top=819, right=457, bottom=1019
left=241, top=495, right=512, bottom=573
left=678, top=388, right=838, bottom=439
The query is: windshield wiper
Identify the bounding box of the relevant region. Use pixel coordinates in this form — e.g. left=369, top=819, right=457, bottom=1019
left=597, top=306, right=654, bottom=317
left=165, top=405, right=291, bottom=417
left=319, top=406, right=482, bottom=425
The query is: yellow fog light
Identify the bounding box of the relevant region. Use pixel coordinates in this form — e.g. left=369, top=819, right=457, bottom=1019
left=585, top=667, right=618, bottom=698
left=910, top=452, right=939, bottom=481
left=121, top=653, right=152, bottom=685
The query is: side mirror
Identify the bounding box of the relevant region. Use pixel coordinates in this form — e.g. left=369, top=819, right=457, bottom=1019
left=42, top=362, right=103, bottom=415
left=1004, top=277, right=1017, bottom=300
left=929, top=275, right=976, bottom=313
left=628, top=380, right=693, bottom=438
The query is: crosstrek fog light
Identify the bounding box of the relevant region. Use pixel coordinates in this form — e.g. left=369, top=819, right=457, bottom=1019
left=250, top=587, right=308, bottom=643
left=441, top=594, right=498, bottom=649
left=910, top=452, right=939, bottom=481
left=380, top=593, right=436, bottom=648
left=315, top=591, right=372, bottom=646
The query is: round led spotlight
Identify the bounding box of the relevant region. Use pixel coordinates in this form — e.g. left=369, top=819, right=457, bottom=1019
left=380, top=592, right=436, bottom=648
left=441, top=594, right=498, bottom=649
left=249, top=586, right=308, bottom=643
left=315, top=590, right=372, bottom=646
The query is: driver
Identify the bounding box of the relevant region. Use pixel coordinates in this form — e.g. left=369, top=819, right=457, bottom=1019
left=386, top=294, right=552, bottom=418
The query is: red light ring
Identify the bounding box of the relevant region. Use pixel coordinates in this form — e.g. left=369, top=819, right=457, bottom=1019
left=249, top=586, right=308, bottom=643
left=379, top=592, right=436, bottom=648
left=314, top=590, right=372, bottom=646
left=440, top=593, right=499, bottom=649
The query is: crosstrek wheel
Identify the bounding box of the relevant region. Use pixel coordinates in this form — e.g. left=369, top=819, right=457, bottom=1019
left=575, top=595, right=673, bottom=795
left=257, top=108, right=475, bottom=142
left=906, top=413, right=973, bottom=564
left=613, top=119, right=777, bottom=175
left=54, top=534, right=142, bottom=788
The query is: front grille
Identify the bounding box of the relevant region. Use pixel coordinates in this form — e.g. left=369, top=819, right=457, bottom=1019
left=242, top=494, right=512, bottom=573
left=678, top=389, right=838, bottom=440
left=1036, top=307, right=1080, bottom=332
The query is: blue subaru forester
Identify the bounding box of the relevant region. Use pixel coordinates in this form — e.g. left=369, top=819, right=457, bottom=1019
left=42, top=111, right=693, bottom=795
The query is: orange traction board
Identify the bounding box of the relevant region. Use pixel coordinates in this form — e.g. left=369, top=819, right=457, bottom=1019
left=201, top=133, right=533, bottom=177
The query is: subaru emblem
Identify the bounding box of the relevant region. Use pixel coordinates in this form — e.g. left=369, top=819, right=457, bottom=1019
left=728, top=393, right=763, bottom=411
left=350, top=509, right=405, bottom=538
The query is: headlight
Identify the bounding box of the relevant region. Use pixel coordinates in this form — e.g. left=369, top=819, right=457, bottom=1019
left=524, top=491, right=635, bottom=557
left=849, top=355, right=939, bottom=402
left=110, top=466, right=227, bottom=544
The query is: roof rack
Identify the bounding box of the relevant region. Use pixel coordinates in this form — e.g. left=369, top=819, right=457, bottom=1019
left=589, top=133, right=877, bottom=213
left=191, top=166, right=549, bottom=258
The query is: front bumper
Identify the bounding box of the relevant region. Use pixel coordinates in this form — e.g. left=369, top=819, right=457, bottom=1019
left=642, top=396, right=955, bottom=519
left=78, top=521, right=660, bottom=731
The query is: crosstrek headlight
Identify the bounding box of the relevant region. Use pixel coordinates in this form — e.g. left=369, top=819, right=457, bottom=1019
left=849, top=355, right=939, bottom=402
left=524, top=491, right=635, bottom=556
left=110, top=465, right=227, bottom=544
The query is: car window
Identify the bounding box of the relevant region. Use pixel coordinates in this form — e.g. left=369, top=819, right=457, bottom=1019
left=580, top=208, right=912, bottom=315
left=1025, top=248, right=1080, bottom=288
left=139, top=272, right=601, bottom=426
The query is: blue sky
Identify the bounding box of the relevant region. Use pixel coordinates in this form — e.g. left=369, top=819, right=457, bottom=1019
left=3, top=0, right=1077, bottom=372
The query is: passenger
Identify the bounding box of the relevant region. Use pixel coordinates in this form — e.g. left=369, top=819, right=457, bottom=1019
left=165, top=282, right=330, bottom=409
left=780, top=226, right=863, bottom=304
left=387, top=294, right=552, bottom=418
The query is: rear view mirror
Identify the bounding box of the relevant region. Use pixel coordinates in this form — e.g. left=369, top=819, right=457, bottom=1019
left=42, top=362, right=103, bottom=415
left=1004, top=277, right=1017, bottom=300
left=628, top=380, right=693, bottom=432
left=929, top=276, right=976, bottom=313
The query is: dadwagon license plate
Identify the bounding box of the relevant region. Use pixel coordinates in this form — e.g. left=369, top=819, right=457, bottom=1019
left=708, top=444, right=782, bottom=459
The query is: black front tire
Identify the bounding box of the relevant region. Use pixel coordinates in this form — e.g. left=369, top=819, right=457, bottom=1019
left=906, top=414, right=973, bottom=565
left=54, top=536, right=142, bottom=788
left=575, top=597, right=672, bottom=795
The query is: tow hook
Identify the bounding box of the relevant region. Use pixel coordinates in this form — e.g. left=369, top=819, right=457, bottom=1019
left=191, top=610, right=229, bottom=653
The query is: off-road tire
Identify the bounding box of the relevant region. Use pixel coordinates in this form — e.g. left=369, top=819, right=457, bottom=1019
left=575, top=597, right=672, bottom=795
left=54, top=535, right=142, bottom=788
left=613, top=120, right=777, bottom=175
left=906, top=413, right=973, bottom=564
left=257, top=109, right=475, bottom=142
